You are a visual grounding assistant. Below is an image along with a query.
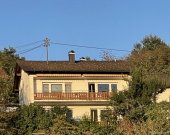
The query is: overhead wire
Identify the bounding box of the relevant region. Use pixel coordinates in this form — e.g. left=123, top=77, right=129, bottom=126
left=50, top=42, right=131, bottom=52
left=15, top=40, right=43, bottom=49
left=18, top=44, right=43, bottom=54
left=3, top=39, right=131, bottom=57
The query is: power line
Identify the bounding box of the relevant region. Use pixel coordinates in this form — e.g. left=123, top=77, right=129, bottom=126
left=50, top=42, right=131, bottom=52
left=18, top=44, right=43, bottom=54
left=15, top=40, right=43, bottom=49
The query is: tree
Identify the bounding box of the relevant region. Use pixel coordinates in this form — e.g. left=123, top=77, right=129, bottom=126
left=131, top=102, right=170, bottom=134
left=127, top=35, right=169, bottom=104
left=0, top=47, right=22, bottom=76
left=109, top=35, right=169, bottom=134
left=0, top=47, right=23, bottom=105
left=129, top=35, right=170, bottom=75
left=100, top=50, right=116, bottom=61
left=49, top=115, right=78, bottom=135
left=15, top=104, right=52, bottom=135
left=0, top=76, right=13, bottom=106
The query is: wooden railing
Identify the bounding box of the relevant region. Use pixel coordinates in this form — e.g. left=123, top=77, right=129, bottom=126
left=34, top=92, right=112, bottom=100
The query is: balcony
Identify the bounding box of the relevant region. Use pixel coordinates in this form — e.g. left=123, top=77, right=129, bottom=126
left=34, top=92, right=112, bottom=101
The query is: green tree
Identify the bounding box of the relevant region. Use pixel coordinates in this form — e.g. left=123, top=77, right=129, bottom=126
left=129, top=35, right=170, bottom=75
left=0, top=48, right=24, bottom=134
left=131, top=102, right=170, bottom=134
left=0, top=47, right=22, bottom=76
left=49, top=106, right=78, bottom=135
left=109, top=35, right=169, bottom=134
left=15, top=104, right=52, bottom=135
left=49, top=115, right=78, bottom=135
left=0, top=47, right=23, bottom=105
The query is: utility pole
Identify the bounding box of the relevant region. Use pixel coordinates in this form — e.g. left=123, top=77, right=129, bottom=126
left=43, top=38, right=50, bottom=64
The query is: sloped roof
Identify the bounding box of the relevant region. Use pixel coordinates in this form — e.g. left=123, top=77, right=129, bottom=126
left=16, top=60, right=130, bottom=73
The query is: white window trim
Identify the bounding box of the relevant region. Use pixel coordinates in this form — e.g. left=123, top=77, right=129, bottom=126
left=42, top=82, right=72, bottom=93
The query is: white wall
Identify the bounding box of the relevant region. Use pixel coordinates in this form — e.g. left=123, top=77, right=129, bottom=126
left=19, top=70, right=36, bottom=105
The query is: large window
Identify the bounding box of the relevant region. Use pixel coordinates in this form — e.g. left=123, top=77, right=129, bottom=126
left=51, top=84, right=62, bottom=92
left=42, top=84, right=49, bottom=93
left=98, top=84, right=109, bottom=92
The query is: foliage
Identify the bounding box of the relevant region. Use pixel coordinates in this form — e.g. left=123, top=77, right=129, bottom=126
left=129, top=35, right=170, bottom=75
left=49, top=115, right=78, bottom=135
left=111, top=35, right=169, bottom=124
left=77, top=111, right=120, bottom=135
left=77, top=115, right=99, bottom=135
left=0, top=111, right=18, bottom=135
left=14, top=105, right=74, bottom=135
left=15, top=104, right=52, bottom=135
left=0, top=77, right=12, bottom=105
left=130, top=102, right=170, bottom=135
left=111, top=68, right=167, bottom=125
left=129, top=68, right=166, bottom=104
left=49, top=106, right=78, bottom=135
left=0, top=47, right=22, bottom=76
left=110, top=35, right=170, bottom=134
left=101, top=50, right=116, bottom=61
left=0, top=47, right=23, bottom=134
left=0, top=47, right=23, bottom=105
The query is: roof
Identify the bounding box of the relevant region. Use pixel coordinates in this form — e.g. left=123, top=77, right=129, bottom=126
left=16, top=60, right=130, bottom=74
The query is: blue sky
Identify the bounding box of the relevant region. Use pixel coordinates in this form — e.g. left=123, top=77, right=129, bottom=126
left=0, top=0, right=170, bottom=61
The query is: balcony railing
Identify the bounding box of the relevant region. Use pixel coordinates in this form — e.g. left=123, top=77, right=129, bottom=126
left=34, top=92, right=112, bottom=100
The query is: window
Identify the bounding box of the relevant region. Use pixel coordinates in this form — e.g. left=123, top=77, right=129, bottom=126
left=98, top=84, right=109, bottom=92
left=42, top=84, right=49, bottom=93
left=89, top=84, right=95, bottom=92
left=111, top=84, right=117, bottom=92
left=65, top=83, right=72, bottom=93
left=91, top=109, right=98, bottom=122
left=51, top=84, right=62, bottom=92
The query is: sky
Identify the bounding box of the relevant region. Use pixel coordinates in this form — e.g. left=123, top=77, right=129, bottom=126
left=0, top=0, right=170, bottom=61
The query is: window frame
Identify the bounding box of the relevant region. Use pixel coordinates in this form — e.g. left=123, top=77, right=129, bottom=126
left=98, top=84, right=110, bottom=92
left=42, top=84, right=49, bottom=93
left=51, top=84, right=63, bottom=92
left=111, top=84, right=117, bottom=92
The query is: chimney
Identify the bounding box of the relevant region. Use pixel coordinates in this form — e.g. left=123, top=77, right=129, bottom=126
left=68, top=50, right=75, bottom=63
left=80, top=57, right=87, bottom=61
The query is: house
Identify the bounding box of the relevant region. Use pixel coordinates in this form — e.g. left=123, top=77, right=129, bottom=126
left=14, top=51, right=130, bottom=121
